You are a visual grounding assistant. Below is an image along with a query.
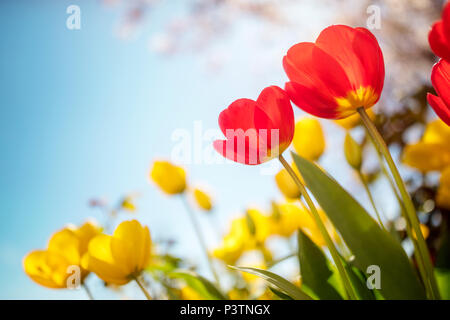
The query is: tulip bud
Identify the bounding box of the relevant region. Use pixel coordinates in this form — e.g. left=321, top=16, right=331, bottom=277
left=344, top=133, right=362, bottom=170
left=292, top=118, right=325, bottom=161
left=150, top=160, right=187, bottom=195
left=193, top=188, right=213, bottom=211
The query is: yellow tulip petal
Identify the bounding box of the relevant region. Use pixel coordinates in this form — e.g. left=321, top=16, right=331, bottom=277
left=86, top=234, right=129, bottom=283
left=422, top=119, right=450, bottom=145
left=74, top=220, right=102, bottom=255
left=193, top=188, right=213, bottom=211
left=111, top=220, right=151, bottom=274
left=47, top=229, right=81, bottom=266
left=292, top=118, right=325, bottom=161
left=403, top=142, right=450, bottom=172
left=150, top=160, right=187, bottom=195
left=23, top=250, right=70, bottom=289
left=275, top=168, right=301, bottom=199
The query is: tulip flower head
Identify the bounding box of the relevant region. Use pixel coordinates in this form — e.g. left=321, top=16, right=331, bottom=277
left=403, top=119, right=450, bottom=172
left=275, top=167, right=301, bottom=199
left=428, top=59, right=450, bottom=126
left=292, top=118, right=325, bottom=161
left=150, top=160, right=187, bottom=195
left=23, top=221, right=101, bottom=289
left=284, top=25, right=384, bottom=119
left=429, top=1, right=450, bottom=62
left=192, top=187, right=213, bottom=211
left=82, top=220, right=151, bottom=285
left=213, top=86, right=294, bottom=165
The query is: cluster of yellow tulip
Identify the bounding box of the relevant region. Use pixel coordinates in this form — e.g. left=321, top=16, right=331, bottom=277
left=24, top=220, right=152, bottom=299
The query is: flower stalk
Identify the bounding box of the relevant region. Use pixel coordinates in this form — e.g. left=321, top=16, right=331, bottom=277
left=358, top=107, right=440, bottom=300
left=278, top=154, right=358, bottom=300
left=82, top=283, right=94, bottom=300
left=356, top=170, right=386, bottom=230
left=181, top=195, right=221, bottom=287
left=133, top=276, right=152, bottom=300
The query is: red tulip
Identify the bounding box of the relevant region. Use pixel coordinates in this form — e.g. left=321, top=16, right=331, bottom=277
left=283, top=25, right=384, bottom=119
left=429, top=2, right=450, bottom=61
left=427, top=59, right=450, bottom=126
left=213, top=86, right=294, bottom=165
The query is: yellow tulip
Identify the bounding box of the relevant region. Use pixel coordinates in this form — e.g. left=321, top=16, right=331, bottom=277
left=344, top=133, right=362, bottom=170
left=121, top=195, right=137, bottom=212
left=292, top=118, right=325, bottom=161
left=334, top=108, right=375, bottom=130
left=437, top=166, right=450, bottom=209
left=82, top=220, right=151, bottom=285
left=193, top=188, right=213, bottom=211
left=403, top=120, right=450, bottom=172
left=275, top=167, right=301, bottom=199
left=179, top=286, right=203, bottom=300
left=270, top=202, right=338, bottom=246
left=212, top=209, right=271, bottom=264
left=150, top=160, right=186, bottom=195
left=23, top=250, right=73, bottom=289
left=23, top=221, right=101, bottom=289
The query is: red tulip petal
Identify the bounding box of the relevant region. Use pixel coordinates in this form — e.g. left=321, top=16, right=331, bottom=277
left=285, top=81, right=339, bottom=119
left=283, top=42, right=319, bottom=87
left=431, top=59, right=450, bottom=107
left=429, top=22, right=450, bottom=61
left=213, top=139, right=261, bottom=165
left=284, top=40, right=352, bottom=99
left=315, top=25, right=384, bottom=96
left=353, top=27, right=385, bottom=96
left=427, top=93, right=450, bottom=126
left=217, top=98, right=257, bottom=136
left=255, top=86, right=294, bottom=148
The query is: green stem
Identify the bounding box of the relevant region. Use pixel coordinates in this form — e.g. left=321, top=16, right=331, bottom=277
left=358, top=107, right=440, bottom=300
left=356, top=170, right=386, bottom=230
left=372, top=145, right=430, bottom=296
left=82, top=283, right=94, bottom=300
left=134, top=276, right=152, bottom=300
left=279, top=154, right=358, bottom=300
left=181, top=195, right=221, bottom=287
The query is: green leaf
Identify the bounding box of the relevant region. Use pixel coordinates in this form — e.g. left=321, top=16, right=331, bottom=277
left=297, top=229, right=343, bottom=300
left=230, top=266, right=312, bottom=300
left=292, top=152, right=426, bottom=300
left=269, top=287, right=294, bottom=300
left=344, top=260, right=377, bottom=300
left=169, top=270, right=228, bottom=300
left=435, top=231, right=450, bottom=299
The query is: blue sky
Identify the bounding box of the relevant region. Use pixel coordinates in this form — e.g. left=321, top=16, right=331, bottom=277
left=0, top=0, right=398, bottom=299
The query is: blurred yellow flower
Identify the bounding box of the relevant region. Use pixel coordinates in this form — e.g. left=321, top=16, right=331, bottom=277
left=212, top=209, right=271, bottom=264
left=150, top=160, right=186, bottom=195
left=437, top=166, right=450, bottom=209
left=192, top=188, right=213, bottom=211
left=23, top=221, right=101, bottom=289
left=344, top=133, right=362, bottom=170
left=403, top=120, right=450, bottom=172
left=121, top=195, right=137, bottom=212
left=270, top=202, right=338, bottom=246
left=334, top=108, right=375, bottom=130
left=179, top=286, right=203, bottom=300
left=292, top=118, right=325, bottom=161
left=275, top=167, right=301, bottom=199
left=23, top=250, right=73, bottom=289
left=82, top=220, right=151, bottom=285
